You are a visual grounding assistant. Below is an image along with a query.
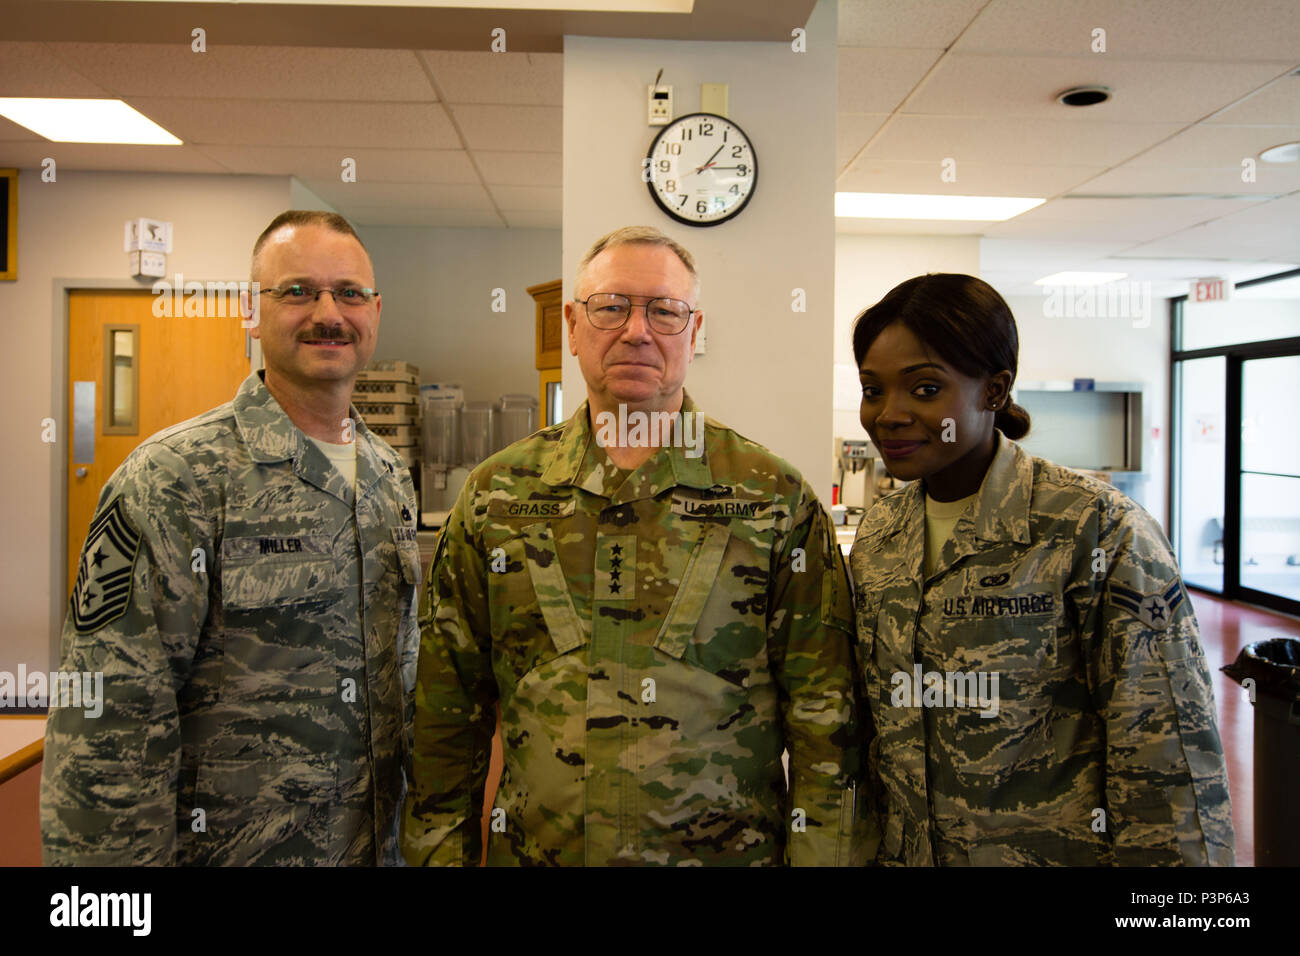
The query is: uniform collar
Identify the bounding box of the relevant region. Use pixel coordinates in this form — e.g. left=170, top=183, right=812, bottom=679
left=878, top=430, right=1033, bottom=547
left=233, top=370, right=386, bottom=506
left=971, top=430, right=1034, bottom=546
left=541, top=390, right=715, bottom=501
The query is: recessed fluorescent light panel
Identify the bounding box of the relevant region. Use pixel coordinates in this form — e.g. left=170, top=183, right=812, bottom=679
left=1034, top=272, right=1128, bottom=287
left=835, top=192, right=1044, bottom=221
left=0, top=99, right=182, bottom=145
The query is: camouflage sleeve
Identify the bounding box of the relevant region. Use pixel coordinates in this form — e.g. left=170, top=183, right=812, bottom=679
left=767, top=487, right=875, bottom=866
left=401, top=480, right=498, bottom=866
left=41, top=444, right=212, bottom=865
left=1082, top=499, right=1235, bottom=866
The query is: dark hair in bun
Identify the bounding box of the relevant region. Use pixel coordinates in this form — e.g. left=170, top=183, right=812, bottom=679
left=851, top=273, right=1031, bottom=440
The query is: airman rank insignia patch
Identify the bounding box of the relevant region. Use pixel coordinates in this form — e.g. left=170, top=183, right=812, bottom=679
left=71, top=495, right=142, bottom=634
left=1109, top=579, right=1185, bottom=631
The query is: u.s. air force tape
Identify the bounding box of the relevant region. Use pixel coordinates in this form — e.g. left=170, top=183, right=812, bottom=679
left=71, top=495, right=142, bottom=634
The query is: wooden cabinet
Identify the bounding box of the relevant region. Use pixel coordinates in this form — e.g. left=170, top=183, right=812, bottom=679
left=529, top=279, right=563, bottom=371
left=529, top=279, right=563, bottom=424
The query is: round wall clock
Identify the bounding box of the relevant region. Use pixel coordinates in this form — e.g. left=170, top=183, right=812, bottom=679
left=645, top=112, right=757, bottom=227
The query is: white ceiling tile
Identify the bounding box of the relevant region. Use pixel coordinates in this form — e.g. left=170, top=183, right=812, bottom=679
left=905, top=54, right=1287, bottom=123
left=500, top=209, right=562, bottom=229
left=838, top=0, right=987, bottom=48
left=196, top=146, right=479, bottom=183
left=837, top=112, right=888, bottom=169
left=419, top=51, right=562, bottom=105
left=344, top=206, right=506, bottom=228
left=838, top=158, right=1104, bottom=196
left=981, top=216, right=1178, bottom=243
left=955, top=0, right=1300, bottom=61
left=838, top=48, right=943, bottom=113
left=1021, top=196, right=1258, bottom=225
left=50, top=43, right=436, bottom=102
left=1074, top=163, right=1300, bottom=196
left=452, top=104, right=561, bottom=151
left=865, top=114, right=1184, bottom=166
left=1122, top=123, right=1300, bottom=168
left=0, top=142, right=229, bottom=174
left=302, top=179, right=495, bottom=210
left=1209, top=75, right=1300, bottom=126
left=123, top=98, right=460, bottom=149
left=474, top=150, right=562, bottom=185
left=0, top=42, right=111, bottom=97
left=487, top=184, right=560, bottom=211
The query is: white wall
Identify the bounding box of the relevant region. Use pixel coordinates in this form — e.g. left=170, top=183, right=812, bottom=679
left=562, top=0, right=838, bottom=498
left=832, top=234, right=981, bottom=453
left=0, top=170, right=290, bottom=674
left=1004, top=292, right=1170, bottom=527
left=354, top=226, right=560, bottom=403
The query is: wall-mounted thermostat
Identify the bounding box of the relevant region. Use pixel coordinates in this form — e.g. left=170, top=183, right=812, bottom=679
left=648, top=84, right=672, bottom=126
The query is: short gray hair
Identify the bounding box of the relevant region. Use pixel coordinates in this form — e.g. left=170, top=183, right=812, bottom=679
left=576, top=225, right=700, bottom=302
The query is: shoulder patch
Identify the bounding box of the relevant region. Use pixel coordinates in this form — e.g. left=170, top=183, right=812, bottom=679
left=71, top=495, right=142, bottom=633
left=1109, top=578, right=1186, bottom=631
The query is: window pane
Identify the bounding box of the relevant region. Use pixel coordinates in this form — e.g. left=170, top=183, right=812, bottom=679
left=1240, top=355, right=1300, bottom=603
left=1181, top=285, right=1300, bottom=351
left=109, top=328, right=135, bottom=428
left=1176, top=357, right=1225, bottom=592
left=1240, top=474, right=1300, bottom=603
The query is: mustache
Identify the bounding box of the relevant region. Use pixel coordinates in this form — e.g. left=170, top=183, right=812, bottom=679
left=298, top=324, right=356, bottom=342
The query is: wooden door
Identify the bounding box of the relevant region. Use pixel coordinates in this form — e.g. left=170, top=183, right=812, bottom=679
left=66, top=290, right=249, bottom=595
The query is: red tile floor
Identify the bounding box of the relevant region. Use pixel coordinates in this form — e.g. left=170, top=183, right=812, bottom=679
left=1192, top=588, right=1300, bottom=867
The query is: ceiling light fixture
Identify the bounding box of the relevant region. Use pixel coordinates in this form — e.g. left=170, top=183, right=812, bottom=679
left=1259, top=142, right=1300, bottom=164
left=0, top=98, right=182, bottom=145
left=835, top=192, right=1044, bottom=221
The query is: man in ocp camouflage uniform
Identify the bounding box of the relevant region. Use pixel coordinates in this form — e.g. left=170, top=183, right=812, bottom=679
left=42, top=211, right=420, bottom=865
left=403, top=226, right=870, bottom=866
left=851, top=431, right=1235, bottom=866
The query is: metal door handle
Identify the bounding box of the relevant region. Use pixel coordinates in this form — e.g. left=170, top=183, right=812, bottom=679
left=75, top=467, right=88, bottom=478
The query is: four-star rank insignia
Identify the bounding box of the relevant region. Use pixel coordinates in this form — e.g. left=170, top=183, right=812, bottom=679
left=1109, top=579, right=1186, bottom=631
left=595, top=534, right=636, bottom=601
left=71, top=495, right=142, bottom=633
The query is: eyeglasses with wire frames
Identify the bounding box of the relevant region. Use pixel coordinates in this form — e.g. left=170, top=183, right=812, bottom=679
left=575, top=293, right=696, bottom=335
left=259, top=284, right=379, bottom=308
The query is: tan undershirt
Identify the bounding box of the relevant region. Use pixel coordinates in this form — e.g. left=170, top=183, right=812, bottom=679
left=924, top=490, right=980, bottom=578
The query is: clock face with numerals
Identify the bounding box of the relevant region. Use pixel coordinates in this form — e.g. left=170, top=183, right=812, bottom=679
left=646, top=112, right=757, bottom=227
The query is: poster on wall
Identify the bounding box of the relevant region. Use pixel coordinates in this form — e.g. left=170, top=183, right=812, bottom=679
left=0, top=168, right=15, bottom=280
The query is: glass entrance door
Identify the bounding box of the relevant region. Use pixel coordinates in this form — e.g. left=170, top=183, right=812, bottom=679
left=1239, top=354, right=1300, bottom=606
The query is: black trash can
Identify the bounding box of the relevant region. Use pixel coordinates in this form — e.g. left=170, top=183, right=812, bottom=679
left=1222, top=637, right=1300, bottom=866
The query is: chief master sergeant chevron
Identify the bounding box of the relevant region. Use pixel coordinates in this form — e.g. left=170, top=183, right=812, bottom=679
left=403, top=226, right=872, bottom=866
left=41, top=211, right=420, bottom=865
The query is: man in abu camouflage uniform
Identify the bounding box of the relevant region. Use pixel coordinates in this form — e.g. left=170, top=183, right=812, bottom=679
left=851, top=430, right=1235, bottom=865
left=42, top=211, right=420, bottom=865
left=403, top=226, right=870, bottom=866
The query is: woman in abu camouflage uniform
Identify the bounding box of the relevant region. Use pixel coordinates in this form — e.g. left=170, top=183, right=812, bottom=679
left=848, top=273, right=1234, bottom=867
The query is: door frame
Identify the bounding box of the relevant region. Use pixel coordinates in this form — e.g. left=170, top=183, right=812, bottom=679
left=1170, top=267, right=1300, bottom=619
left=50, top=278, right=254, bottom=669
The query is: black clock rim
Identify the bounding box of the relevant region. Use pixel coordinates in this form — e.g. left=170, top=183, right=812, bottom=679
left=645, top=112, right=758, bottom=228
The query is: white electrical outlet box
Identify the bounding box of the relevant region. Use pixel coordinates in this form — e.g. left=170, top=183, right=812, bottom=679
left=648, top=84, right=672, bottom=126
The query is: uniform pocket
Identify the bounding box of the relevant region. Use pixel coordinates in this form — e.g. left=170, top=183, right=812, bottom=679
left=220, top=553, right=344, bottom=702
left=487, top=521, right=587, bottom=685
left=652, top=520, right=771, bottom=689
